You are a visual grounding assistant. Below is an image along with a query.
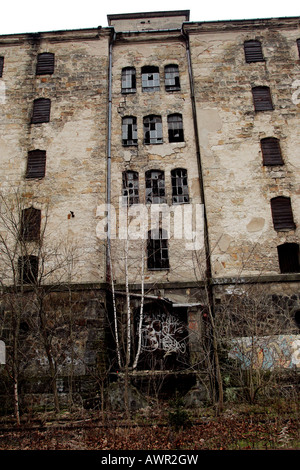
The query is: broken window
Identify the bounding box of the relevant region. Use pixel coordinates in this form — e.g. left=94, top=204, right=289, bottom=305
left=18, top=255, right=39, bottom=284
left=143, top=115, right=163, bottom=145
left=147, top=228, right=169, bottom=270
left=0, top=57, right=4, bottom=77
left=164, top=64, right=180, bottom=91
left=277, top=243, right=300, bottom=273
left=121, top=67, right=136, bottom=93
left=36, top=52, right=55, bottom=75
left=122, top=171, right=139, bottom=205
left=122, top=116, right=138, bottom=146
left=252, top=86, right=273, bottom=111
left=20, top=207, right=41, bottom=241
left=145, top=170, right=166, bottom=204
left=168, top=113, right=184, bottom=142
left=271, top=196, right=296, bottom=231
left=142, top=66, right=160, bottom=92
left=261, top=137, right=284, bottom=166
left=31, top=98, right=51, bottom=124
left=26, top=150, right=46, bottom=179
left=171, top=168, right=189, bottom=204
left=244, top=40, right=264, bottom=63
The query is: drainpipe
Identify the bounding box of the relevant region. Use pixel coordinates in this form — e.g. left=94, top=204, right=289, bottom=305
left=106, top=27, right=116, bottom=283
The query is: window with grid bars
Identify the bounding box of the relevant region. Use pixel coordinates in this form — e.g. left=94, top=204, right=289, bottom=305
left=0, top=57, right=4, bottom=77
left=143, top=115, right=163, bottom=144
left=121, top=67, right=136, bottom=93
left=171, top=168, right=189, bottom=204
left=261, top=137, right=283, bottom=166
left=20, top=207, right=41, bottom=241
left=31, top=98, right=51, bottom=124
left=277, top=243, right=300, bottom=273
left=145, top=170, right=166, bottom=204
left=168, top=114, right=184, bottom=143
left=164, top=64, right=180, bottom=91
left=36, top=53, right=55, bottom=75
left=122, top=171, right=139, bottom=205
left=147, top=228, right=169, bottom=270
left=271, top=196, right=296, bottom=231
left=18, top=255, right=39, bottom=284
left=244, top=40, right=264, bottom=63
left=26, top=150, right=46, bottom=179
left=142, top=66, right=160, bottom=92
left=252, top=86, right=273, bottom=111
left=122, top=116, right=138, bottom=146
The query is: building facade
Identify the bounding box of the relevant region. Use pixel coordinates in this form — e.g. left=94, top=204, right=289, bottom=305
left=0, top=11, right=299, bottom=406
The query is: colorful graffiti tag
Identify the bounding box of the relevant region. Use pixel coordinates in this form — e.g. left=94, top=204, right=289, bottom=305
left=228, top=334, right=300, bottom=370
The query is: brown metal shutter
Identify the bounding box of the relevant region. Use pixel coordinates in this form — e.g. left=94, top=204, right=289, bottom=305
left=21, top=207, right=41, bottom=241
left=252, top=86, right=273, bottom=111
left=36, top=53, right=54, bottom=75
left=244, top=40, right=264, bottom=63
left=26, top=150, right=46, bottom=178
left=277, top=243, right=300, bottom=273
left=261, top=138, right=283, bottom=165
left=271, top=197, right=296, bottom=230
left=0, top=57, right=4, bottom=77
left=31, top=98, right=51, bottom=124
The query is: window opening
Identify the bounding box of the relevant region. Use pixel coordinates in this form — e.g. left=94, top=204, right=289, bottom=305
left=122, top=116, right=138, bottom=146
left=122, top=171, right=139, bottom=205
left=121, top=67, right=136, bottom=93
left=244, top=40, right=264, bottom=63
left=26, top=150, right=46, bottom=179
left=168, top=113, right=184, bottom=142
left=261, top=138, right=283, bottom=166
left=147, top=228, right=169, bottom=270
left=20, top=207, right=41, bottom=241
left=171, top=168, right=189, bottom=204
left=142, top=66, right=160, bottom=92
left=165, top=64, right=180, bottom=91
left=31, top=98, right=51, bottom=124
left=271, top=196, right=296, bottom=231
left=0, top=57, right=4, bottom=77
left=145, top=170, right=166, bottom=204
left=252, top=86, right=273, bottom=111
left=143, top=115, right=163, bottom=144
left=18, top=255, right=39, bottom=284
left=36, top=53, right=55, bottom=75
left=277, top=243, right=300, bottom=273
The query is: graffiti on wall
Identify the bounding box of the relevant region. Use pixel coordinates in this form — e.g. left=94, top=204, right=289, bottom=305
left=141, top=312, right=187, bottom=355
left=228, top=334, right=300, bottom=370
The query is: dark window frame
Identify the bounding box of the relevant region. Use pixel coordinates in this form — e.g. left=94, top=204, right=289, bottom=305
left=261, top=137, right=284, bottom=166
left=244, top=40, right=264, bottom=63
left=147, top=228, right=170, bottom=270
left=121, top=67, right=136, bottom=94
left=31, top=98, right=51, bottom=124
left=20, top=207, right=41, bottom=242
left=141, top=66, right=160, bottom=92
left=18, top=255, right=39, bottom=284
left=122, top=116, right=138, bottom=146
left=252, top=86, right=273, bottom=111
left=271, top=196, right=296, bottom=231
left=164, top=64, right=180, bottom=91
left=26, top=150, right=46, bottom=179
left=36, top=52, right=55, bottom=75
left=145, top=169, right=166, bottom=204
left=122, top=170, right=139, bottom=206
left=171, top=168, right=189, bottom=204
left=143, top=115, right=163, bottom=145
left=277, top=243, right=300, bottom=273
left=168, top=113, right=184, bottom=143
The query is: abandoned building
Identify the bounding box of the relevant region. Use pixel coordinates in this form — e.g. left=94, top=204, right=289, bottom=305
left=0, top=10, right=299, bottom=410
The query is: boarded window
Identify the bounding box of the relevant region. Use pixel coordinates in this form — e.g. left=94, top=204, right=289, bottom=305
left=145, top=170, right=166, bottom=204
left=20, top=207, right=41, bottom=241
left=26, top=150, right=46, bottom=179
left=144, top=115, right=163, bottom=144
left=277, top=243, right=300, bottom=273
left=165, top=64, right=180, bottom=91
left=147, top=228, right=169, bottom=270
left=171, top=168, right=189, bottom=204
left=244, top=40, right=264, bottom=63
left=168, top=114, right=184, bottom=142
left=142, top=66, right=160, bottom=92
left=122, top=171, right=139, bottom=205
left=36, top=53, right=55, bottom=75
left=261, top=138, right=283, bottom=166
left=122, top=116, right=138, bottom=146
left=271, top=196, right=296, bottom=231
left=31, top=98, right=51, bottom=124
left=18, top=255, right=39, bottom=284
left=252, top=86, right=273, bottom=111
left=297, top=39, right=300, bottom=58
left=121, top=67, right=136, bottom=93
left=0, top=57, right=4, bottom=77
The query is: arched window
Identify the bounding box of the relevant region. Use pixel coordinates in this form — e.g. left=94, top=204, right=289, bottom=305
left=143, top=115, right=163, bottom=144
left=147, top=228, right=169, bottom=270
left=244, top=40, right=264, bottom=63
left=168, top=114, right=184, bottom=142
left=171, top=168, right=189, bottom=204
left=164, top=64, right=180, bottom=91
left=145, top=170, right=165, bottom=204
left=122, top=116, right=137, bottom=146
